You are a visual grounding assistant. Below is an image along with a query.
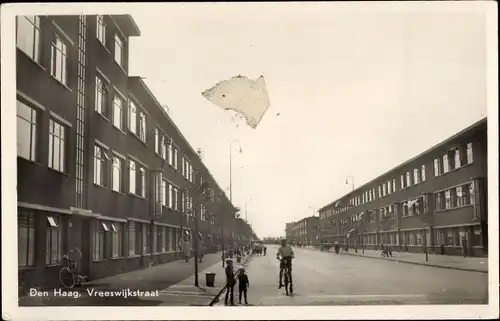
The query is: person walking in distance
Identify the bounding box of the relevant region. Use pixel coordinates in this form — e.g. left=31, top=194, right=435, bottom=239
left=237, top=267, right=250, bottom=305
left=224, top=259, right=235, bottom=306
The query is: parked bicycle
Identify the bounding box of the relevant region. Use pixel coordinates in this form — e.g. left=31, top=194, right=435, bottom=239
left=59, top=247, right=88, bottom=289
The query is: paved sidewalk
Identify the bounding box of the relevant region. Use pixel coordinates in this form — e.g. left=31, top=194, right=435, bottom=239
left=322, top=248, right=488, bottom=273
left=159, top=254, right=252, bottom=306
left=19, top=252, right=226, bottom=306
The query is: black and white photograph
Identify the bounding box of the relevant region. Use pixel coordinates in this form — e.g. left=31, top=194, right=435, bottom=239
left=1, top=1, right=498, bottom=320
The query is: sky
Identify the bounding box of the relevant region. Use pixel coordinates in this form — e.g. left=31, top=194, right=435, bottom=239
left=127, top=3, right=488, bottom=238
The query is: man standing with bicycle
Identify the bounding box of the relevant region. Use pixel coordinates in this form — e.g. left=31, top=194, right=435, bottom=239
left=276, top=239, right=294, bottom=289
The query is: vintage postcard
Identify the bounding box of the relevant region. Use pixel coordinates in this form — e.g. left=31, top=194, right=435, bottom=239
left=1, top=1, right=498, bottom=320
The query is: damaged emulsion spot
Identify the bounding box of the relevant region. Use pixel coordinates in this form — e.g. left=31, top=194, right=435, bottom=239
left=201, top=75, right=271, bottom=129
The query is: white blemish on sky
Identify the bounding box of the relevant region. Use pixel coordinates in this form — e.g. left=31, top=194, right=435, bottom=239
left=202, top=75, right=270, bottom=129
left=126, top=3, right=489, bottom=238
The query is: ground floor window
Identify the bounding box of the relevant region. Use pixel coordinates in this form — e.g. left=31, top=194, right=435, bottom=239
left=135, top=223, right=143, bottom=255
left=470, top=226, right=482, bottom=246
left=156, top=226, right=166, bottom=253
left=128, top=221, right=136, bottom=255
left=111, top=222, right=123, bottom=258
left=167, top=228, right=174, bottom=252
left=93, top=220, right=109, bottom=261
left=46, top=215, right=63, bottom=265
left=18, top=209, right=36, bottom=267
left=142, top=223, right=150, bottom=254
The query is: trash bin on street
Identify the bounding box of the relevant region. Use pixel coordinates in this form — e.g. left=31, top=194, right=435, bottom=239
left=206, top=272, right=216, bottom=287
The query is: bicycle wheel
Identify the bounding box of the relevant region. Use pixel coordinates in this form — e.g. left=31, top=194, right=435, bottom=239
left=284, top=270, right=289, bottom=295
left=59, top=267, right=76, bottom=289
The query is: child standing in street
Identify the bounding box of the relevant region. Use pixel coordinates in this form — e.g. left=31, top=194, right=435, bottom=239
left=237, top=267, right=250, bottom=305
left=224, top=259, right=235, bottom=306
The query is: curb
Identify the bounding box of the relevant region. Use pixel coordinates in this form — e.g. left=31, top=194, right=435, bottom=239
left=208, top=254, right=253, bottom=306
left=339, top=251, right=487, bottom=274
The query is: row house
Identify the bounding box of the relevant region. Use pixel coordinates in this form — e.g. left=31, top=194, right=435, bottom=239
left=318, top=118, right=487, bottom=257
left=16, top=14, right=238, bottom=294
left=285, top=216, right=320, bottom=246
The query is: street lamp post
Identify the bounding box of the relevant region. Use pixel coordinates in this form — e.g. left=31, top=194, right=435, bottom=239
left=229, top=139, right=242, bottom=247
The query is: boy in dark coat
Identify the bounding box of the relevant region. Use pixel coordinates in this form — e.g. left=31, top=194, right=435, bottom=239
left=224, top=259, right=235, bottom=306
left=237, top=267, right=250, bottom=305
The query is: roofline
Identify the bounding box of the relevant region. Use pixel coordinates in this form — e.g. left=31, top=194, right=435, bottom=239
left=129, top=76, right=235, bottom=210
left=318, top=117, right=487, bottom=212
left=287, top=215, right=319, bottom=226
left=125, top=14, right=141, bottom=37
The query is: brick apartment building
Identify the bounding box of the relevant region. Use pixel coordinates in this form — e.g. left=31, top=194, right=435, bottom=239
left=15, top=14, right=249, bottom=292
left=318, top=118, right=488, bottom=257
left=285, top=216, right=320, bottom=246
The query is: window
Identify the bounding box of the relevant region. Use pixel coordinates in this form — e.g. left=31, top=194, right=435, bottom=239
left=129, top=101, right=137, bottom=134
left=173, top=187, right=179, bottom=210
left=400, top=175, right=405, bottom=189
left=95, top=76, right=109, bottom=116
left=48, top=119, right=66, bottom=172
left=466, top=143, right=473, bottom=164
left=454, top=149, right=462, bottom=169
left=154, top=129, right=160, bottom=154
left=111, top=223, right=123, bottom=258
left=112, top=156, right=123, bottom=192
left=443, top=154, right=449, bottom=173
left=142, top=224, right=150, bottom=254
left=392, top=179, right=396, bottom=192
left=139, top=112, right=146, bottom=142
left=413, top=168, right=419, bottom=184
left=435, top=192, right=443, bottom=211
left=93, top=220, right=108, bottom=261
left=51, top=34, right=68, bottom=85
left=161, top=180, right=167, bottom=206
left=112, top=95, right=123, bottom=129
left=129, top=160, right=136, bottom=193
left=469, top=181, right=475, bottom=205
left=96, top=15, right=106, bottom=45
left=45, top=216, right=62, bottom=265
left=173, top=148, right=178, bottom=169
left=382, top=184, right=387, bottom=196
left=168, top=228, right=174, bottom=252
left=157, top=226, right=166, bottom=253
left=406, top=172, right=411, bottom=187
left=128, top=221, right=136, bottom=256
left=114, top=35, right=124, bottom=67
left=18, top=210, right=36, bottom=267
left=201, top=205, right=206, bottom=221
left=161, top=136, right=167, bottom=160
left=168, top=140, right=173, bottom=165
left=456, top=186, right=465, bottom=207
left=387, top=181, right=392, bottom=194
left=444, top=190, right=451, bottom=209
left=421, top=165, right=426, bottom=181
left=17, top=100, right=37, bottom=161
left=168, top=184, right=173, bottom=208
left=434, top=158, right=441, bottom=176
left=94, top=145, right=109, bottom=186
left=139, top=167, right=146, bottom=197
left=135, top=223, right=143, bottom=255
left=16, top=16, right=41, bottom=62
left=378, top=186, right=382, bottom=198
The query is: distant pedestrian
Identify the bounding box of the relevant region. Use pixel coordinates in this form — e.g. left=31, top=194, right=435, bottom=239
left=237, top=267, right=250, bottom=305
left=225, top=259, right=235, bottom=306
left=183, top=239, right=192, bottom=263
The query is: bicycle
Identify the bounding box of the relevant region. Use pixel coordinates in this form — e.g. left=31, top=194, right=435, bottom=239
left=279, top=257, right=293, bottom=296
left=59, top=247, right=88, bottom=289
left=381, top=249, right=389, bottom=258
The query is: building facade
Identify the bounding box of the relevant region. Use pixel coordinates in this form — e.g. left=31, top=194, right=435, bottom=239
left=285, top=216, right=320, bottom=246
left=16, top=14, right=241, bottom=294
left=318, top=118, right=488, bottom=257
